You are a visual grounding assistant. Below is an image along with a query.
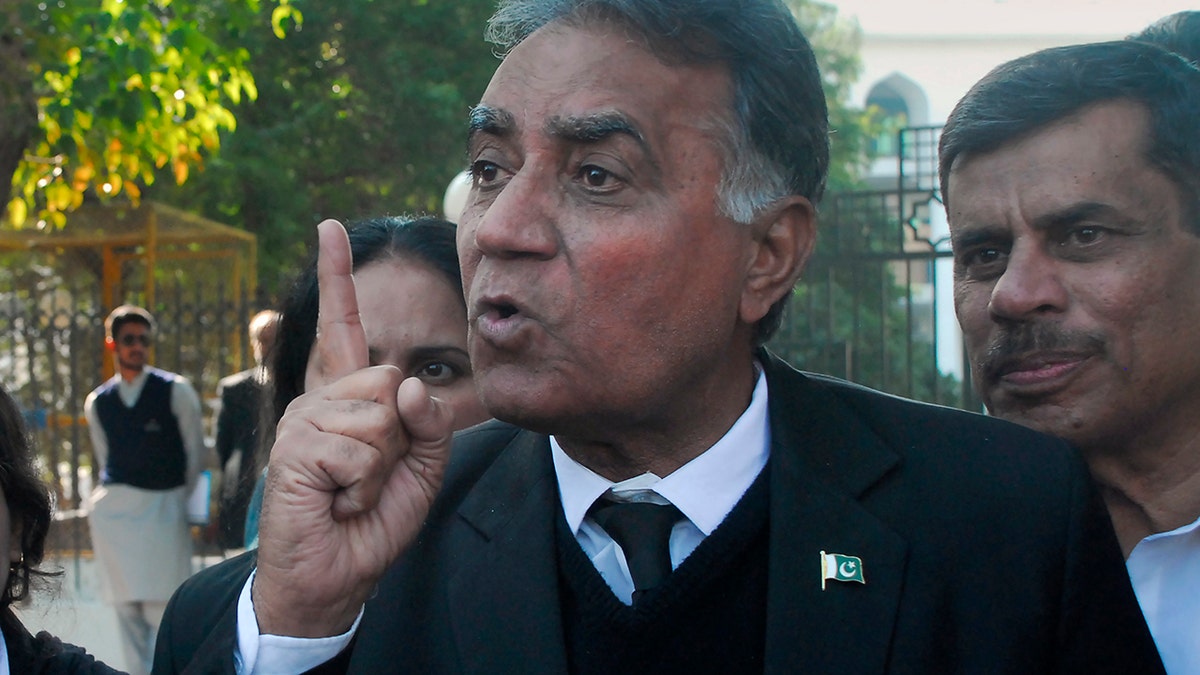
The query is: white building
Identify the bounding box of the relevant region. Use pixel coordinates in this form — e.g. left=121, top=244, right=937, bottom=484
left=828, top=0, right=1194, bottom=381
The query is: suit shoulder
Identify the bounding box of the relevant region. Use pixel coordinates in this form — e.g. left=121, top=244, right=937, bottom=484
left=453, top=417, right=523, bottom=449
left=165, top=551, right=255, bottom=624
left=158, top=552, right=255, bottom=672
left=147, top=366, right=181, bottom=382
left=444, top=419, right=524, bottom=479
left=88, top=376, right=120, bottom=399
left=415, top=419, right=541, bottom=522
left=801, top=369, right=1067, bottom=449
left=217, top=369, right=256, bottom=391
left=765, top=360, right=1084, bottom=492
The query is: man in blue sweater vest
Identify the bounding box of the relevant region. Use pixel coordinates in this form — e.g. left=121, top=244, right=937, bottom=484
left=84, top=305, right=205, bottom=675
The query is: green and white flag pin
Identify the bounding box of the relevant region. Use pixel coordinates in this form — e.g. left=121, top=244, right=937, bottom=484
left=820, top=551, right=865, bottom=590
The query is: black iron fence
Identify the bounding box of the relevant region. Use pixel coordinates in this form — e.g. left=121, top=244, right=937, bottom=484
left=768, top=126, right=980, bottom=411
left=0, top=262, right=258, bottom=522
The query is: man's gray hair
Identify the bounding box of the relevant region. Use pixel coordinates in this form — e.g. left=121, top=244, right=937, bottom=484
left=484, top=0, right=829, bottom=341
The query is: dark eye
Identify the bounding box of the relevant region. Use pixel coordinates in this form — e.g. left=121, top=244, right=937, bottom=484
left=956, top=244, right=1009, bottom=280
left=1064, top=226, right=1103, bottom=246
left=971, top=248, right=1004, bottom=265
left=417, top=361, right=462, bottom=385
left=470, top=160, right=501, bottom=186
left=578, top=165, right=613, bottom=188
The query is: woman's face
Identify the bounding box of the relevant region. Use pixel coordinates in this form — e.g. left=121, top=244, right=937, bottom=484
left=305, top=258, right=490, bottom=431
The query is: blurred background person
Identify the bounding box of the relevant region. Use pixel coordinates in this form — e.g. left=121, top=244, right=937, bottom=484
left=83, top=306, right=205, bottom=675
left=212, top=310, right=280, bottom=551
left=242, top=215, right=489, bottom=547
left=0, top=383, right=120, bottom=673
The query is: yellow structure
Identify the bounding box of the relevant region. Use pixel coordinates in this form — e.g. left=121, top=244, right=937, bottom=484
left=0, top=201, right=257, bottom=308
left=0, top=201, right=258, bottom=380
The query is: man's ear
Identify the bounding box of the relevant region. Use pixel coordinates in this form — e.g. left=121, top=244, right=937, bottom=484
left=104, top=337, right=116, bottom=353
left=739, top=195, right=817, bottom=325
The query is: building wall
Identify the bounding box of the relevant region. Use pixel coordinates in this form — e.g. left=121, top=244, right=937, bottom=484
left=852, top=33, right=1122, bottom=128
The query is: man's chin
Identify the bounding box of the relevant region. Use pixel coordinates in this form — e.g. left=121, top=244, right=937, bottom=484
left=483, top=391, right=580, bottom=437
left=987, top=396, right=1081, bottom=440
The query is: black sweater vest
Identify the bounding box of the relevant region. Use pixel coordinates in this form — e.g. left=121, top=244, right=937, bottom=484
left=556, top=470, right=770, bottom=675
left=94, top=368, right=187, bottom=490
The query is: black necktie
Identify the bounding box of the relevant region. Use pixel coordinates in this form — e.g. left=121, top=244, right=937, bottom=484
left=589, top=496, right=683, bottom=602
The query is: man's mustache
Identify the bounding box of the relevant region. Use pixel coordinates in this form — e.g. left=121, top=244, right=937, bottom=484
left=980, top=323, right=1105, bottom=380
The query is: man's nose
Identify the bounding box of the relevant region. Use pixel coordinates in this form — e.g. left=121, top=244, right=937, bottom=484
left=469, top=169, right=559, bottom=262
left=988, top=244, right=1068, bottom=321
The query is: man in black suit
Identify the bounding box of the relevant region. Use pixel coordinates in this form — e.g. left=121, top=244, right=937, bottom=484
left=941, top=41, right=1200, bottom=674
left=154, top=0, right=1163, bottom=672
left=212, top=309, right=280, bottom=550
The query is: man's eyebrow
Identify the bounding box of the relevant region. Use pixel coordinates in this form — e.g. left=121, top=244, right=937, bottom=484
left=951, top=201, right=1124, bottom=253
left=468, top=105, right=515, bottom=139
left=1030, top=201, right=1119, bottom=231
left=545, top=111, right=644, bottom=144
left=951, top=224, right=1009, bottom=254
left=409, top=345, right=470, bottom=361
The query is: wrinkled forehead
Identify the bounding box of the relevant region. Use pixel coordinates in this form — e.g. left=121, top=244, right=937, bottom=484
left=552, top=7, right=719, bottom=68
left=946, top=101, right=1156, bottom=205
left=474, top=21, right=733, bottom=143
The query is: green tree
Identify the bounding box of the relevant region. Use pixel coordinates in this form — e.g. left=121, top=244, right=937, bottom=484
left=790, top=0, right=876, bottom=193
left=154, top=0, right=499, bottom=293
left=770, top=4, right=966, bottom=407
left=157, top=0, right=873, bottom=296
left=0, top=0, right=298, bottom=228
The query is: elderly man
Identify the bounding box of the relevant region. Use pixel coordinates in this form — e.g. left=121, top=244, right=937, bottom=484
left=941, top=41, right=1200, bottom=674
left=156, top=1, right=1161, bottom=672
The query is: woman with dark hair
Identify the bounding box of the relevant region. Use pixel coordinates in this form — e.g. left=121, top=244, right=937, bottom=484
left=0, top=384, right=120, bottom=673
left=243, top=215, right=489, bottom=546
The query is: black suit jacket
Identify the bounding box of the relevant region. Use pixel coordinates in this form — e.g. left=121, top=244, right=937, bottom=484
left=155, top=353, right=1163, bottom=674
left=213, top=368, right=265, bottom=549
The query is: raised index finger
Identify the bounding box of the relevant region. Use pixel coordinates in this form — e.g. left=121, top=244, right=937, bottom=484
left=315, top=219, right=369, bottom=380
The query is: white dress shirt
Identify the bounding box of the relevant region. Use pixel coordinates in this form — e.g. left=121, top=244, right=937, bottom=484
left=555, top=368, right=770, bottom=604
left=1126, top=513, right=1200, bottom=675
left=236, top=369, right=771, bottom=674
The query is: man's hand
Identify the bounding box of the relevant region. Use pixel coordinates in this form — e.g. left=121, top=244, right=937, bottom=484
left=252, top=220, right=454, bottom=637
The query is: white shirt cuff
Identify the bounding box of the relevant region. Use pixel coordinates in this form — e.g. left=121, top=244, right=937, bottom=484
left=235, top=569, right=362, bottom=674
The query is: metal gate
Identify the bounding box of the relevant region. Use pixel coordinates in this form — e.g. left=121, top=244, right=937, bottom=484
left=0, top=265, right=257, bottom=522
left=767, top=126, right=980, bottom=412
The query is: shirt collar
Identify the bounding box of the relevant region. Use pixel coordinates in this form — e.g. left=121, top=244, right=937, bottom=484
left=1132, top=511, right=1200, bottom=550
left=116, top=368, right=150, bottom=396
left=552, top=367, right=770, bottom=537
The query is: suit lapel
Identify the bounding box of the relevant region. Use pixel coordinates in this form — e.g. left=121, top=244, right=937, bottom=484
left=761, top=354, right=908, bottom=674
left=447, top=430, right=569, bottom=675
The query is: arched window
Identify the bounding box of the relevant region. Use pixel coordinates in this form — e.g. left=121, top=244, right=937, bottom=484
left=865, top=74, right=929, bottom=158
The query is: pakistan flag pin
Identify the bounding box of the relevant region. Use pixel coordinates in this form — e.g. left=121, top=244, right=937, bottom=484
left=820, top=550, right=865, bottom=590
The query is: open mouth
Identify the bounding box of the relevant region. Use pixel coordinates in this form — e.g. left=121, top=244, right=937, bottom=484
left=495, top=303, right=518, bottom=319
